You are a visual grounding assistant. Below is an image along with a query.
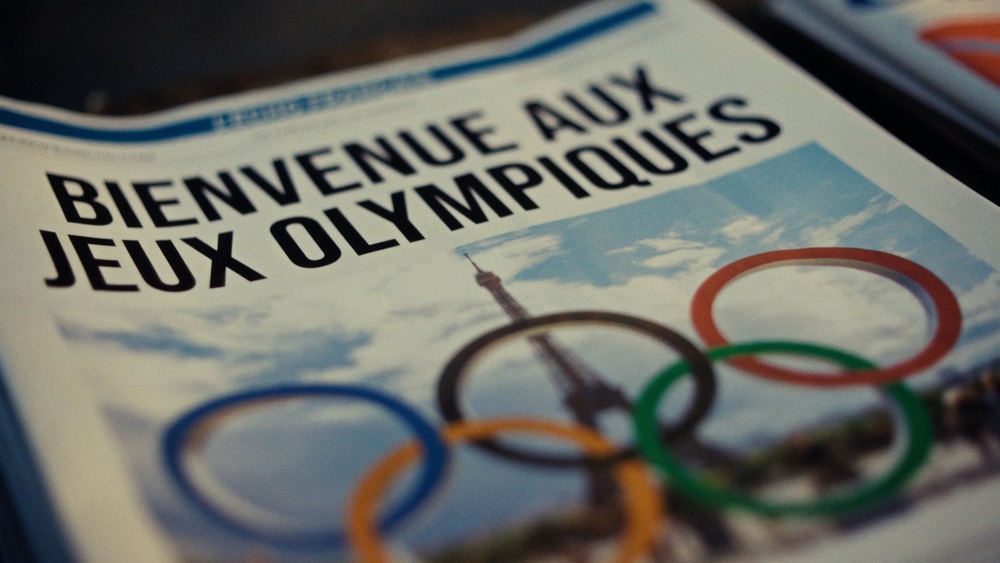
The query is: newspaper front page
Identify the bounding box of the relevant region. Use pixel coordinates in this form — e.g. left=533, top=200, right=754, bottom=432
left=1, top=0, right=999, bottom=561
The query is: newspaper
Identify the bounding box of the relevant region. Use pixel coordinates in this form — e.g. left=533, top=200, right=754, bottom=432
left=1, top=0, right=999, bottom=561
left=770, top=0, right=1000, bottom=148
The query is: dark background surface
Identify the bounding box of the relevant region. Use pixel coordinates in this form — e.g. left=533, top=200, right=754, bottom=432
left=0, top=0, right=584, bottom=113
left=0, top=0, right=759, bottom=113
left=0, top=0, right=995, bottom=202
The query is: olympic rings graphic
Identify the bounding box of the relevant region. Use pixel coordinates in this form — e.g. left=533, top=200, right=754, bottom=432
left=345, top=418, right=663, bottom=563
left=160, top=246, right=964, bottom=557
left=162, top=385, right=449, bottom=548
left=437, top=311, right=716, bottom=467
left=690, top=247, right=962, bottom=387
left=633, top=341, right=934, bottom=517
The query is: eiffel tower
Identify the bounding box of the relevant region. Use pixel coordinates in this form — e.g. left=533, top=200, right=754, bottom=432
left=465, top=255, right=631, bottom=521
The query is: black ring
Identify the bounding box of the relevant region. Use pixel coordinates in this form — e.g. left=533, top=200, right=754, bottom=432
left=436, top=311, right=716, bottom=468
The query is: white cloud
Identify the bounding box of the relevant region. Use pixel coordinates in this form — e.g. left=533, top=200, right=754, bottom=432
left=719, top=215, right=774, bottom=241
left=935, top=271, right=1000, bottom=373
left=465, top=234, right=562, bottom=278
left=606, top=230, right=727, bottom=277
left=641, top=246, right=727, bottom=272
left=707, top=265, right=933, bottom=367
left=634, top=235, right=699, bottom=253
left=800, top=198, right=888, bottom=247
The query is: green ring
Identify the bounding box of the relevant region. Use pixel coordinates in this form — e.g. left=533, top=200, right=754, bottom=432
left=633, top=341, right=933, bottom=518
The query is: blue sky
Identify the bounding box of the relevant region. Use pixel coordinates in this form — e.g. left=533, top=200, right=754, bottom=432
left=460, top=143, right=991, bottom=293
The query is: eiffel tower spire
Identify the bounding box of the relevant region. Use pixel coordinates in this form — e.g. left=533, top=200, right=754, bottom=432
left=465, top=255, right=631, bottom=520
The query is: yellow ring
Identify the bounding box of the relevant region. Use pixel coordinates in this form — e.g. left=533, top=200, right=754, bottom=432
left=346, top=417, right=664, bottom=562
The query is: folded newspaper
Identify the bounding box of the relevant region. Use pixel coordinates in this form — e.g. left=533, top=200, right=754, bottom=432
left=770, top=0, right=1000, bottom=148
left=1, top=0, right=999, bottom=561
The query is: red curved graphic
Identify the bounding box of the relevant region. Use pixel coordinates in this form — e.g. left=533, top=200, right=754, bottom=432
left=921, top=18, right=1000, bottom=87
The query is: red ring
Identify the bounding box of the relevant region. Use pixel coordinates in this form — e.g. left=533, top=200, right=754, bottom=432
left=691, top=247, right=962, bottom=387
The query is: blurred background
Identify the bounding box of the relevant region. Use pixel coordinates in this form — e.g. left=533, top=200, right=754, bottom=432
left=0, top=0, right=756, bottom=114
left=0, top=0, right=995, bottom=200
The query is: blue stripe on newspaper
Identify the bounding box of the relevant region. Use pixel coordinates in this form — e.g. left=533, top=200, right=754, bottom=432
left=0, top=2, right=657, bottom=144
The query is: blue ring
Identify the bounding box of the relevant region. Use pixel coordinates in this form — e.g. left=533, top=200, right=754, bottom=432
left=163, top=384, right=448, bottom=549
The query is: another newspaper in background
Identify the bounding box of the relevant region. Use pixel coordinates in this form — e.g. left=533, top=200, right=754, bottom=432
left=1, top=0, right=999, bottom=561
left=770, top=0, right=1000, bottom=148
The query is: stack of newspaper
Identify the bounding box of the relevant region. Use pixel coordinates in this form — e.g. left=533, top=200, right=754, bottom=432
left=1, top=0, right=998, bottom=561
left=771, top=0, right=1000, bottom=148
